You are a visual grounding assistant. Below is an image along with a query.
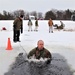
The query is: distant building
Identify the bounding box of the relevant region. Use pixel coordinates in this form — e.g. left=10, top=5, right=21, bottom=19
left=29, top=16, right=35, bottom=20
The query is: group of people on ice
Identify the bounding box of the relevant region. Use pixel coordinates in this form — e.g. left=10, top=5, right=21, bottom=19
left=28, top=19, right=38, bottom=32
left=12, top=14, right=65, bottom=66
left=13, top=15, right=52, bottom=64
left=13, top=15, right=39, bottom=42
left=13, top=15, right=65, bottom=42
left=27, top=18, right=65, bottom=33
left=53, top=20, right=65, bottom=30
left=48, top=18, right=65, bottom=33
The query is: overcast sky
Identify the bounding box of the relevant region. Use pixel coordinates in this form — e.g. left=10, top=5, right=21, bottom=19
left=0, top=0, right=75, bottom=13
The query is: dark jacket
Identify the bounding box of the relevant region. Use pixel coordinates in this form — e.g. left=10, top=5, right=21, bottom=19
left=35, top=20, right=38, bottom=26
left=13, top=17, right=23, bottom=30
left=28, top=47, right=52, bottom=59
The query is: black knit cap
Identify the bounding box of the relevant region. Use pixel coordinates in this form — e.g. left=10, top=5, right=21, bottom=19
left=20, top=15, right=24, bottom=18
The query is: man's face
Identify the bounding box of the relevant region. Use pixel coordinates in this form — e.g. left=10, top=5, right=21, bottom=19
left=37, top=41, right=44, bottom=50
left=20, top=17, right=23, bottom=20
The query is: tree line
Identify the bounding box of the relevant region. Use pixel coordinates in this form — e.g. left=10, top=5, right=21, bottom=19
left=45, top=9, right=74, bottom=20
left=0, top=9, right=75, bottom=20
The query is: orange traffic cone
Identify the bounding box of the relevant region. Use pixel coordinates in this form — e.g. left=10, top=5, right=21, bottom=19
left=6, top=38, right=13, bottom=50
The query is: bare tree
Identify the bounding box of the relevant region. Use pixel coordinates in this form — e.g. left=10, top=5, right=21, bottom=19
left=45, top=11, right=56, bottom=20
left=30, top=11, right=37, bottom=17
left=25, top=12, right=29, bottom=20
left=56, top=11, right=63, bottom=20
left=37, top=12, right=43, bottom=19
left=13, top=9, right=25, bottom=18
left=63, top=9, right=72, bottom=20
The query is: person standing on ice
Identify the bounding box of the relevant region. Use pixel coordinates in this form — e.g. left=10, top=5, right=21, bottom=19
left=28, top=40, right=52, bottom=64
left=28, top=19, right=33, bottom=31
left=48, top=18, right=53, bottom=33
left=13, top=15, right=24, bottom=42
left=34, top=19, right=39, bottom=31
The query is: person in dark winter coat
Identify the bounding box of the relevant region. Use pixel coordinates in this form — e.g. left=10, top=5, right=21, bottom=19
left=28, top=40, right=52, bottom=64
left=28, top=19, right=33, bottom=31
left=34, top=19, right=39, bottom=31
left=13, top=15, right=23, bottom=42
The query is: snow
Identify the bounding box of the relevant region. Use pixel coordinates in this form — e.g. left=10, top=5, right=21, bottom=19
left=0, top=20, right=75, bottom=75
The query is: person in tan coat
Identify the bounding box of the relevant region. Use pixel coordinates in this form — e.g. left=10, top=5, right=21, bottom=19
left=48, top=18, right=53, bottom=33
left=28, top=19, right=33, bottom=31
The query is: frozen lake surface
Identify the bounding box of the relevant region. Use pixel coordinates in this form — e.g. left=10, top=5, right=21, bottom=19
left=0, top=20, right=75, bottom=75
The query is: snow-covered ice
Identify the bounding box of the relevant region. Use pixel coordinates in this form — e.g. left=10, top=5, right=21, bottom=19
left=0, top=20, right=75, bottom=75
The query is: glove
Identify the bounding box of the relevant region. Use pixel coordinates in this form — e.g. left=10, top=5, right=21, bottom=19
left=13, top=25, right=16, bottom=28
left=21, top=26, right=23, bottom=33
left=18, top=53, right=23, bottom=56
left=21, top=28, right=23, bottom=33
left=13, top=25, right=16, bottom=30
left=46, top=58, right=52, bottom=64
